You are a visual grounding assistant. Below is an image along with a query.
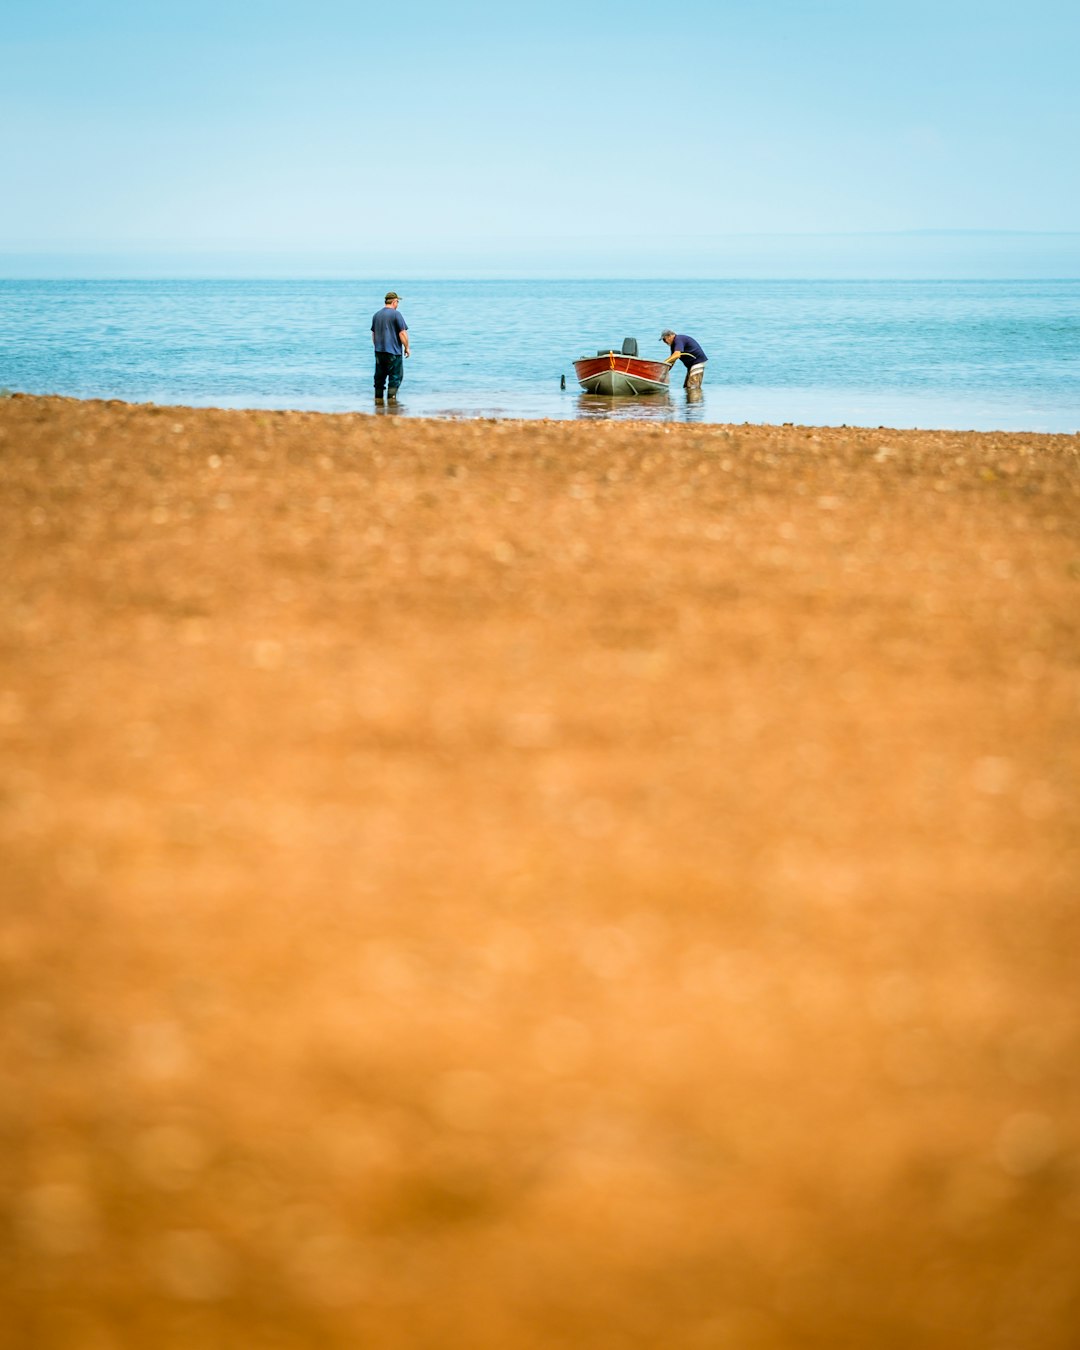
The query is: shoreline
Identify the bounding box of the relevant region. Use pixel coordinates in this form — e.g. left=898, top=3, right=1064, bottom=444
left=5, top=389, right=1080, bottom=440
left=3, top=394, right=1078, bottom=1347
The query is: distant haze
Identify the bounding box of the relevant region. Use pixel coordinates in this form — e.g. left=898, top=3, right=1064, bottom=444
left=2, top=233, right=1079, bottom=280
left=2, top=0, right=1077, bottom=277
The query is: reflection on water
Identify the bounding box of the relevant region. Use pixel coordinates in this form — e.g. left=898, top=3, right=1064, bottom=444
left=573, top=392, right=707, bottom=423
left=375, top=389, right=710, bottom=424
left=575, top=393, right=671, bottom=421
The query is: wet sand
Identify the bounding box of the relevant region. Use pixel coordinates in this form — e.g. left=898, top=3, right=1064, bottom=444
left=2, top=394, right=1079, bottom=1348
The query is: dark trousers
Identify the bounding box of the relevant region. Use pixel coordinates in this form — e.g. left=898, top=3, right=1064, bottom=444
left=374, top=351, right=404, bottom=396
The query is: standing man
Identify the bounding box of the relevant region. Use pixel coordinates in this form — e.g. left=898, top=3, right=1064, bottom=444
left=660, top=329, right=707, bottom=391
left=371, top=290, right=410, bottom=401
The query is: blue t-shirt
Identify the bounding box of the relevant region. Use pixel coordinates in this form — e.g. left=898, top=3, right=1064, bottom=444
left=670, top=333, right=707, bottom=369
left=371, top=306, right=408, bottom=354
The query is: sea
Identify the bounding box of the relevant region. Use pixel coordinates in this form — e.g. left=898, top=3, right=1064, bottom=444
left=2, top=279, right=1078, bottom=432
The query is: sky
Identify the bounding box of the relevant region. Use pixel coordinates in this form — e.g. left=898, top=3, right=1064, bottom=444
left=2, top=0, right=1078, bottom=276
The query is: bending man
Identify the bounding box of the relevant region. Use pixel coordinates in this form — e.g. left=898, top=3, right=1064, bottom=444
left=660, top=329, right=707, bottom=390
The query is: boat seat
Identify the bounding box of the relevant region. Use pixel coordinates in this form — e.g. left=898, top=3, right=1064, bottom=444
left=621, top=338, right=639, bottom=357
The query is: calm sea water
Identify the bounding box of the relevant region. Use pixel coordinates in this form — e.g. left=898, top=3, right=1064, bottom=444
left=2, top=279, right=1077, bottom=431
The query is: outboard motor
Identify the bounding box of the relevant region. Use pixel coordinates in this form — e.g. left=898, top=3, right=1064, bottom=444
left=621, top=338, right=639, bottom=357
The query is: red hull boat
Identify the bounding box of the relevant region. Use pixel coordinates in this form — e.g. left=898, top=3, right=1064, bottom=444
left=574, top=340, right=671, bottom=395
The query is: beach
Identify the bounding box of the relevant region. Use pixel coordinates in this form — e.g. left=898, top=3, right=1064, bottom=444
left=2, top=394, right=1079, bottom=1347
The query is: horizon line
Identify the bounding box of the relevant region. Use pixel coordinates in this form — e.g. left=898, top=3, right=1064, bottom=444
left=4, top=275, right=1080, bottom=285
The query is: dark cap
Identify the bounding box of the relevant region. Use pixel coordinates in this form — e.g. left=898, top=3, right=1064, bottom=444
left=385, top=291, right=400, bottom=302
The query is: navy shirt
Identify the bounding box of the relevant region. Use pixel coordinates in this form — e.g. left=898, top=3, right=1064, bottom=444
left=371, top=306, right=408, bottom=354
left=669, top=333, right=707, bottom=369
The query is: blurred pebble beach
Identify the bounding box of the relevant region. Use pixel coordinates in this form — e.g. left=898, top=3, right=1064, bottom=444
left=1, top=394, right=1079, bottom=1349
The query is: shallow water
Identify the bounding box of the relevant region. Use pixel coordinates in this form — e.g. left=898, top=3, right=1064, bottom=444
left=2, top=278, right=1078, bottom=430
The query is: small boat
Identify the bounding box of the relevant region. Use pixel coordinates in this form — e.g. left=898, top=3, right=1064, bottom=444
left=574, top=338, right=671, bottom=395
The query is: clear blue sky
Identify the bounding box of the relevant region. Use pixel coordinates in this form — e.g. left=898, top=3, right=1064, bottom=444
left=2, top=0, right=1078, bottom=275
